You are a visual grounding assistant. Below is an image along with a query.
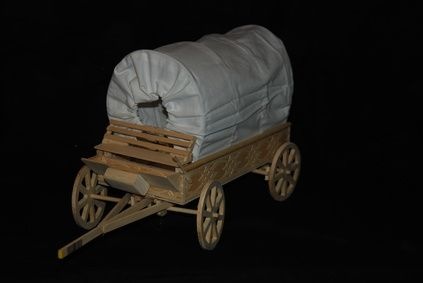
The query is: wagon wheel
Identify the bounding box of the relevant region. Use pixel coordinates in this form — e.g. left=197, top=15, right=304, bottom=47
left=72, top=166, right=108, bottom=230
left=196, top=181, right=225, bottom=250
left=268, top=142, right=301, bottom=201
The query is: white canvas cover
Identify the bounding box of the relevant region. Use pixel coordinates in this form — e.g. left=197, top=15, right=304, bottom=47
left=107, top=25, right=293, bottom=160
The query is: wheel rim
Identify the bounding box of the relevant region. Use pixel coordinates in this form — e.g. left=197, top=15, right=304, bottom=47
left=72, top=166, right=107, bottom=230
left=196, top=181, right=225, bottom=250
left=268, top=143, right=301, bottom=201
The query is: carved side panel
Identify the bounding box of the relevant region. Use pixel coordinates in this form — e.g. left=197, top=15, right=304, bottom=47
left=182, top=128, right=290, bottom=203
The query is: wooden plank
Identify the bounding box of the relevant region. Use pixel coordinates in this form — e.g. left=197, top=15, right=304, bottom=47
left=182, top=122, right=290, bottom=172
left=81, top=158, right=108, bottom=176
left=107, top=198, right=152, bottom=221
left=95, top=143, right=177, bottom=167
left=58, top=227, right=102, bottom=259
left=110, top=119, right=194, bottom=140
left=101, top=201, right=173, bottom=233
left=108, top=125, right=192, bottom=148
left=81, top=156, right=174, bottom=178
left=104, top=157, right=174, bottom=177
left=146, top=185, right=187, bottom=204
left=104, top=133, right=188, bottom=157
left=100, top=193, right=131, bottom=223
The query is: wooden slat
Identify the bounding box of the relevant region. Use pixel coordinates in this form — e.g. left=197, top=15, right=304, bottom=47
left=110, top=119, right=194, bottom=141
left=100, top=193, right=131, bottom=223
left=101, top=201, right=173, bottom=233
left=104, top=134, right=188, bottom=157
left=108, top=125, right=191, bottom=148
left=82, top=156, right=174, bottom=177
left=95, top=143, right=177, bottom=167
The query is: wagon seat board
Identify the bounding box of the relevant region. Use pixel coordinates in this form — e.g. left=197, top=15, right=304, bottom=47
left=82, top=119, right=196, bottom=202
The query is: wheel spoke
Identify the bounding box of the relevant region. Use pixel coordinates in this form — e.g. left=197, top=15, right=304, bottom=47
left=283, top=151, right=289, bottom=166
left=285, top=173, right=296, bottom=186
left=206, top=222, right=213, bottom=243
left=212, top=220, right=219, bottom=239
left=81, top=204, right=89, bottom=221
left=84, top=173, right=91, bottom=190
left=78, top=197, right=88, bottom=210
left=287, top=162, right=298, bottom=171
left=91, top=173, right=98, bottom=187
left=213, top=194, right=224, bottom=213
left=78, top=184, right=88, bottom=194
left=281, top=179, right=288, bottom=196
left=89, top=205, right=95, bottom=223
left=203, top=218, right=212, bottom=234
left=274, top=171, right=285, bottom=181
left=206, top=195, right=213, bottom=211
left=210, top=186, right=217, bottom=206
left=217, top=214, right=224, bottom=220
left=275, top=178, right=283, bottom=194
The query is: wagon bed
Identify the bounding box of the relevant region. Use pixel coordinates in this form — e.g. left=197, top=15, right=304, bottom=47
left=58, top=120, right=300, bottom=258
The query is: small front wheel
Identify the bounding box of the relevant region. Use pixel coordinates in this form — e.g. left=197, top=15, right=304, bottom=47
left=72, top=166, right=108, bottom=230
left=196, top=181, right=225, bottom=250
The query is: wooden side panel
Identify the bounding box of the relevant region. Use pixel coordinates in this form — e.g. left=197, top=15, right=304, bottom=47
left=181, top=126, right=290, bottom=203
left=146, top=186, right=185, bottom=204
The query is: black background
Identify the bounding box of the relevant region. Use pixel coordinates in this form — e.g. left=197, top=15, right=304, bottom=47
left=2, top=1, right=422, bottom=281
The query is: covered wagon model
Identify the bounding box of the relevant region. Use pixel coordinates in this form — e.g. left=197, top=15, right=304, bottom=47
left=58, top=25, right=301, bottom=258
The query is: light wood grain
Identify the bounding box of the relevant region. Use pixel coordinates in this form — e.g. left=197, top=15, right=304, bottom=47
left=83, top=156, right=174, bottom=177
left=108, top=125, right=192, bottom=148
left=110, top=119, right=195, bottom=141
left=95, top=143, right=178, bottom=167
left=104, top=133, right=188, bottom=157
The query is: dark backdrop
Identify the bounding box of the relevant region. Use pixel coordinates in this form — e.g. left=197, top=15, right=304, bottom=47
left=2, top=1, right=421, bottom=281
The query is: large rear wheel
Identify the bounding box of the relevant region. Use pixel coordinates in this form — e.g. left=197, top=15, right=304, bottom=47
left=268, top=142, right=301, bottom=201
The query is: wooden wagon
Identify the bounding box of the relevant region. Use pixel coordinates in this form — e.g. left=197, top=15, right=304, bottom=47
left=58, top=119, right=301, bottom=259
